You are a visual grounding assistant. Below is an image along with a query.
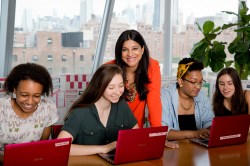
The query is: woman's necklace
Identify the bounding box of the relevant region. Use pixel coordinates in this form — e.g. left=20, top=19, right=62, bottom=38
left=179, top=97, right=194, bottom=110
left=125, top=78, right=137, bottom=102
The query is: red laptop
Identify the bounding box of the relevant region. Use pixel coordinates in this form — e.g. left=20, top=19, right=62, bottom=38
left=3, top=138, right=71, bottom=166
left=98, top=126, right=168, bottom=165
left=191, top=115, right=250, bottom=148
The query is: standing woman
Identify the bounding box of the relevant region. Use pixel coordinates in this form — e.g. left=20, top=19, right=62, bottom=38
left=0, top=63, right=58, bottom=148
left=57, top=64, right=138, bottom=156
left=107, top=29, right=162, bottom=128
left=213, top=67, right=250, bottom=116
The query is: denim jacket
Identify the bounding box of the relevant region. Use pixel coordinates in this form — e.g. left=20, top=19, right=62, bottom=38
left=161, top=83, right=214, bottom=131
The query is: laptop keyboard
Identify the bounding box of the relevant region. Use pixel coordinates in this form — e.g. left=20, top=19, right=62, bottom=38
left=199, top=138, right=209, bottom=144
left=0, top=144, right=6, bottom=156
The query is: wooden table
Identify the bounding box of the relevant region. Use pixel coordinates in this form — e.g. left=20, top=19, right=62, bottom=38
left=68, top=135, right=250, bottom=166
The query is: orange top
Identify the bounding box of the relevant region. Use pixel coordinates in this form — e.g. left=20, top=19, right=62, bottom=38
left=106, top=58, right=162, bottom=128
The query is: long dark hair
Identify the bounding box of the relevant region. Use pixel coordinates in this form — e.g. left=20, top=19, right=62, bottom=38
left=115, top=29, right=150, bottom=100
left=64, top=64, right=125, bottom=121
left=3, top=63, right=53, bottom=96
left=213, top=67, right=246, bottom=115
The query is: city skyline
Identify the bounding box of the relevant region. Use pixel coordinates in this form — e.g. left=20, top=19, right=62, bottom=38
left=10, top=0, right=244, bottom=77
left=15, top=0, right=244, bottom=27
left=15, top=0, right=147, bottom=26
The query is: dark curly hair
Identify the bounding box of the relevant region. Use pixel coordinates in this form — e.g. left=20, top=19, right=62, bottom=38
left=177, top=57, right=204, bottom=88
left=3, top=63, right=53, bottom=96
left=178, top=57, right=204, bottom=75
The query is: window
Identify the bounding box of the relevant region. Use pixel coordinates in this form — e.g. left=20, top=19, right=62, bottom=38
left=47, top=38, right=52, bottom=46
left=80, top=55, right=84, bottom=61
left=62, top=55, right=67, bottom=61
left=0, top=0, right=1, bottom=23
left=80, top=66, right=84, bottom=72
left=62, top=67, right=67, bottom=73
left=83, top=41, right=90, bottom=48
left=12, top=55, right=17, bottom=62
left=47, top=67, right=52, bottom=74
left=173, top=0, right=238, bottom=78
left=103, top=0, right=165, bottom=67
left=47, top=55, right=53, bottom=61
left=7, top=0, right=244, bottom=78
left=33, top=55, right=38, bottom=61
left=22, top=48, right=26, bottom=63
left=13, top=0, right=105, bottom=75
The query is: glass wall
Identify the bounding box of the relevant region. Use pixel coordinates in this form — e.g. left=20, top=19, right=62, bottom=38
left=13, top=0, right=105, bottom=76
left=10, top=0, right=244, bottom=77
left=103, top=0, right=165, bottom=73
left=0, top=0, right=1, bottom=21
left=173, top=0, right=238, bottom=78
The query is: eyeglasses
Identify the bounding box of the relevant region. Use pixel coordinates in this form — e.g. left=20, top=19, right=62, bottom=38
left=182, top=78, right=206, bottom=87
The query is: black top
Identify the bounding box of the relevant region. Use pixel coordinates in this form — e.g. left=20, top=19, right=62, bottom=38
left=221, top=106, right=233, bottom=116
left=62, top=98, right=137, bottom=145
left=215, top=106, right=248, bottom=117
left=215, top=91, right=248, bottom=117
left=178, top=114, right=197, bottom=130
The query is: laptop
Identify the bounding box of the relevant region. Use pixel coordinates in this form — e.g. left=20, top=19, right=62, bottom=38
left=191, top=114, right=250, bottom=148
left=98, top=126, right=168, bottom=165
left=3, top=138, right=71, bottom=166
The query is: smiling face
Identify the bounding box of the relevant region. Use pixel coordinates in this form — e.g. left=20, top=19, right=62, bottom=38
left=13, top=79, right=43, bottom=117
left=102, top=74, right=125, bottom=103
left=218, top=74, right=235, bottom=99
left=121, top=39, right=144, bottom=70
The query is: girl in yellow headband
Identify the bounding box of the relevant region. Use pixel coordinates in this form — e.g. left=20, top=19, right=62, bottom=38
left=161, top=57, right=214, bottom=148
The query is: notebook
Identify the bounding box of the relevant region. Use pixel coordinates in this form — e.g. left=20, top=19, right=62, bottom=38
left=3, top=138, right=72, bottom=166
left=98, top=126, right=168, bottom=165
left=191, top=114, right=250, bottom=148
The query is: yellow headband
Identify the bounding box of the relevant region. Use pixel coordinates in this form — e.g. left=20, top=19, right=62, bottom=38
left=177, top=62, right=194, bottom=78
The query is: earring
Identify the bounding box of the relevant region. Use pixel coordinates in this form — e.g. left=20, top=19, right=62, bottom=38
left=179, top=84, right=183, bottom=87
left=41, top=95, right=45, bottom=102
left=12, top=93, right=16, bottom=99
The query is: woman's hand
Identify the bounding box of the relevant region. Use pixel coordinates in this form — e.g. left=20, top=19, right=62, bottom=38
left=165, top=141, right=179, bottom=149
left=100, top=141, right=117, bottom=154
left=194, top=129, right=210, bottom=139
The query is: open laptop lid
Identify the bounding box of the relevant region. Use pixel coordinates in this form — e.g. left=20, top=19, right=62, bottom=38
left=207, top=114, right=250, bottom=147
left=112, top=126, right=168, bottom=164
left=3, top=138, right=71, bottom=166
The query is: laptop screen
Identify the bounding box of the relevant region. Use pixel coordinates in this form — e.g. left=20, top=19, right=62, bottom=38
left=99, top=126, right=168, bottom=165
left=3, top=138, right=71, bottom=166
left=191, top=115, right=250, bottom=148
